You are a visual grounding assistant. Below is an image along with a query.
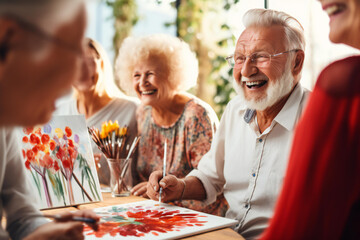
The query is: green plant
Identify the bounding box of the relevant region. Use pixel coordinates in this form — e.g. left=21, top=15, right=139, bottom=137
left=160, top=0, right=239, bottom=117
left=105, top=0, right=138, bottom=59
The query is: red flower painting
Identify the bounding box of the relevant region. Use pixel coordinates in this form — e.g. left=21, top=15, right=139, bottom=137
left=21, top=123, right=100, bottom=208
left=84, top=204, right=207, bottom=238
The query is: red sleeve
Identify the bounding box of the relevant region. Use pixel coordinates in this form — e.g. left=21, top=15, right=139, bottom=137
left=261, top=57, right=360, bottom=239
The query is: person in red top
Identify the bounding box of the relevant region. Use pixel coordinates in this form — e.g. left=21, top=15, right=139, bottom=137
left=261, top=0, right=360, bottom=239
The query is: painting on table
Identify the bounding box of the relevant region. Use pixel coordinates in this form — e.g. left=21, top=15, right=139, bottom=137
left=19, top=115, right=102, bottom=209
left=83, top=200, right=238, bottom=239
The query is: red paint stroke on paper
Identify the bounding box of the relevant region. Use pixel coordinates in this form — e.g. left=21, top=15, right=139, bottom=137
left=84, top=206, right=207, bottom=238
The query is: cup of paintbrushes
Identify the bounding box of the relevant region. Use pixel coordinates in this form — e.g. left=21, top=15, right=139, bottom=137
left=107, top=136, right=140, bottom=197
left=107, top=157, right=132, bottom=197
left=88, top=123, right=139, bottom=197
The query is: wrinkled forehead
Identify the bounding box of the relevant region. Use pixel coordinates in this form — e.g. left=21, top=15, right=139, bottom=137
left=235, top=25, right=287, bottom=53
left=134, top=53, right=169, bottom=73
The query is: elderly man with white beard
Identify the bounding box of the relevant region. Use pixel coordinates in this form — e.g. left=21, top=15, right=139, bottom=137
left=146, top=8, right=310, bottom=240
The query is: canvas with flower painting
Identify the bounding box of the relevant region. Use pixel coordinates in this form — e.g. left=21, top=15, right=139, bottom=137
left=83, top=200, right=237, bottom=240
left=20, top=115, right=102, bottom=209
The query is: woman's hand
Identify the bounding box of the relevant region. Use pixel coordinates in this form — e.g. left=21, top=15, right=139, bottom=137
left=131, top=182, right=149, bottom=198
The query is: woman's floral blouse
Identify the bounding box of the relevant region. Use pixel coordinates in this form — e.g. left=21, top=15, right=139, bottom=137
left=135, top=98, right=228, bottom=216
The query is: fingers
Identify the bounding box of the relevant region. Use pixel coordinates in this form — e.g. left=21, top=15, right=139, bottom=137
left=73, top=209, right=100, bottom=221
left=147, top=170, right=164, bottom=200
left=60, top=222, right=84, bottom=240
left=56, top=209, right=100, bottom=222
left=54, top=210, right=100, bottom=231
left=131, top=182, right=148, bottom=198
left=54, top=211, right=73, bottom=222
left=72, top=209, right=100, bottom=231
left=24, top=221, right=85, bottom=240
left=157, top=175, right=180, bottom=202
left=146, top=180, right=158, bottom=200
left=147, top=174, right=180, bottom=202
left=148, top=170, right=163, bottom=192
left=159, top=175, right=178, bottom=189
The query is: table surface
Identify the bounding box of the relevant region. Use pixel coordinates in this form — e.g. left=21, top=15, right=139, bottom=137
left=1, top=192, right=243, bottom=240
left=43, top=192, right=244, bottom=240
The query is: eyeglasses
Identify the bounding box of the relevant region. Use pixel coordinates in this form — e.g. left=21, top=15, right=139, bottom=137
left=225, top=49, right=299, bottom=69
left=1, top=14, right=83, bottom=57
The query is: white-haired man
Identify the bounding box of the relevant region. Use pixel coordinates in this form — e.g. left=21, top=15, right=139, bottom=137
left=0, top=0, right=99, bottom=239
left=147, top=8, right=310, bottom=239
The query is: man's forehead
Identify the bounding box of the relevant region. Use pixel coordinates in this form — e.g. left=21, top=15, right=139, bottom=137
left=236, top=26, right=285, bottom=51
left=52, top=5, right=86, bottom=45
left=235, top=38, right=274, bottom=52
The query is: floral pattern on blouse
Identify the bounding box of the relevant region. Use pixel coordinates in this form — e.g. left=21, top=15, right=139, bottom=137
left=135, top=98, right=228, bottom=216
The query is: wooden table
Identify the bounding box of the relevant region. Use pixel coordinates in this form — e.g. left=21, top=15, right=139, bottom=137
left=42, top=192, right=244, bottom=240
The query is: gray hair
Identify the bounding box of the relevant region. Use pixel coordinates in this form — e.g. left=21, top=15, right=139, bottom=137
left=116, top=34, right=199, bottom=95
left=243, top=8, right=305, bottom=51
left=0, top=0, right=83, bottom=35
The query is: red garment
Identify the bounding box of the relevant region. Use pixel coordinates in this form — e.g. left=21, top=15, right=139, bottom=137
left=261, top=56, right=360, bottom=240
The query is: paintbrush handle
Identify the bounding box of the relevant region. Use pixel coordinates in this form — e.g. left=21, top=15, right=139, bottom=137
left=159, top=140, right=167, bottom=203
left=125, top=136, right=139, bottom=160
left=43, top=214, right=97, bottom=224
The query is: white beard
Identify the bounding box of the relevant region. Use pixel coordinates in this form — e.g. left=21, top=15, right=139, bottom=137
left=233, top=61, right=294, bottom=111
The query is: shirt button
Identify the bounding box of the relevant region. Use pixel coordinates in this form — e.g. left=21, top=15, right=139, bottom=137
left=259, top=138, right=263, bottom=142
left=245, top=204, right=249, bottom=208
left=252, top=173, right=256, bottom=177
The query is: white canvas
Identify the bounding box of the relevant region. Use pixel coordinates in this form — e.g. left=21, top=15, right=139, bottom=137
left=19, top=115, right=102, bottom=209
left=83, top=200, right=238, bottom=239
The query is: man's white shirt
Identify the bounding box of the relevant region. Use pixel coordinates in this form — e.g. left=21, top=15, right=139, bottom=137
left=188, top=83, right=310, bottom=239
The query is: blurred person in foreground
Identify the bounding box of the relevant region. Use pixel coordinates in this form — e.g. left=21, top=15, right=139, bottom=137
left=0, top=0, right=99, bottom=239
left=146, top=9, right=309, bottom=239
left=116, top=34, right=228, bottom=216
left=54, top=38, right=139, bottom=188
left=261, top=0, right=360, bottom=239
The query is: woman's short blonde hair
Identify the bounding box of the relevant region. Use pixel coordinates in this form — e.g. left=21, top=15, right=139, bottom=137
left=116, top=34, right=199, bottom=95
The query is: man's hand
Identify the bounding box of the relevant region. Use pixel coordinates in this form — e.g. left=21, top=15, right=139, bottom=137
left=146, top=170, right=185, bottom=202
left=24, top=221, right=85, bottom=240
left=54, top=209, right=100, bottom=231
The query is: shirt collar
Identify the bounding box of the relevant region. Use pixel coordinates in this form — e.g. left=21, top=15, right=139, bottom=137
left=273, top=83, right=305, bottom=131
left=238, top=83, right=306, bottom=132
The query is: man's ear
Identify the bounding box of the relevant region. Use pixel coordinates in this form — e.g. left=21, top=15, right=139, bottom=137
left=0, top=18, right=18, bottom=63
left=292, top=50, right=304, bottom=76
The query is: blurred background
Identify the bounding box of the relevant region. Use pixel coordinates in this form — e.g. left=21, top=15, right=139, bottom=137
left=85, top=0, right=360, bottom=117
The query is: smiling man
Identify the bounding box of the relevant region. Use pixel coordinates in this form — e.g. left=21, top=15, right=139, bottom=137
left=146, top=8, right=310, bottom=239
